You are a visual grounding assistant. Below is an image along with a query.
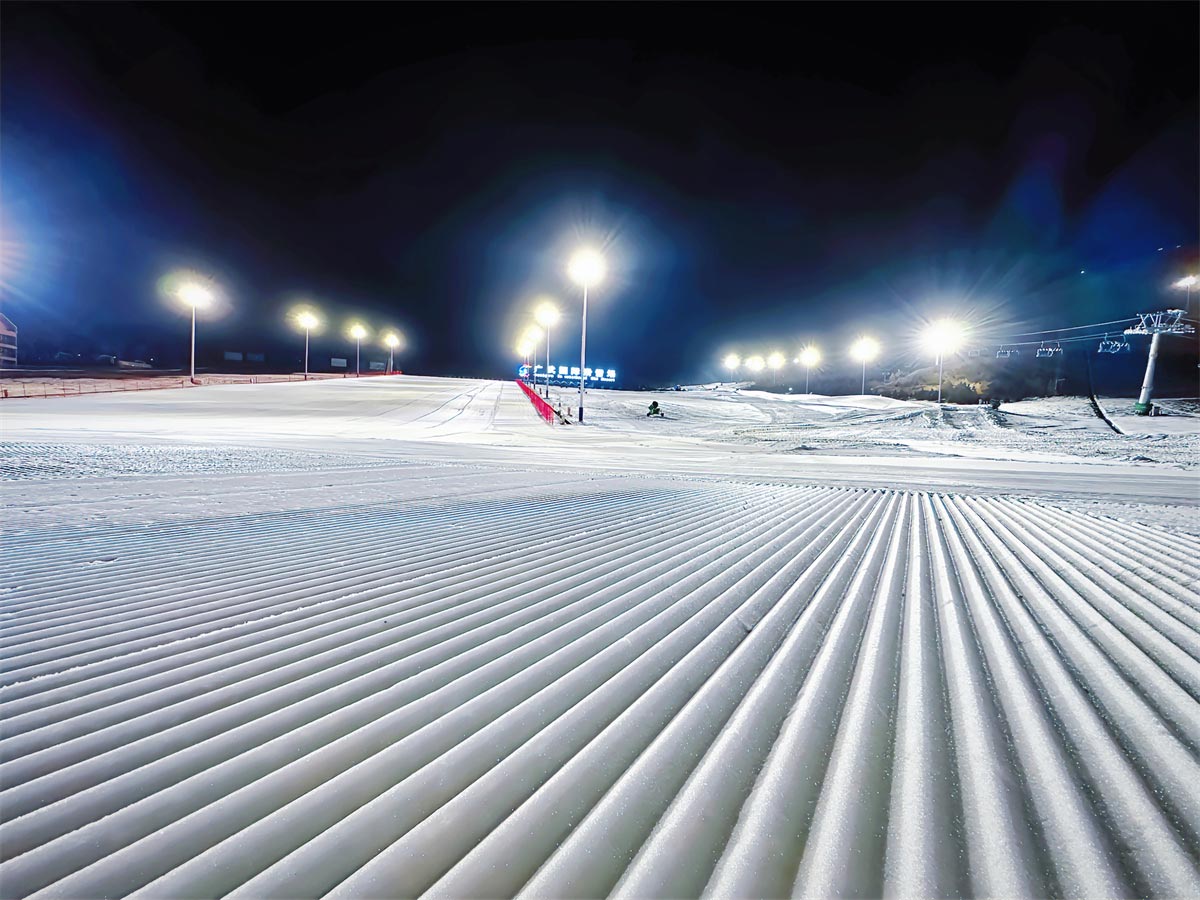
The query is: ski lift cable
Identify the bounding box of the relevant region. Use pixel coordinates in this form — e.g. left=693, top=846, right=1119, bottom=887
left=990, top=317, right=1138, bottom=339
left=994, top=332, right=1128, bottom=348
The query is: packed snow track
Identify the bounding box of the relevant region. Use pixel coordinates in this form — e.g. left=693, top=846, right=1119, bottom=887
left=2, top=376, right=1198, bottom=898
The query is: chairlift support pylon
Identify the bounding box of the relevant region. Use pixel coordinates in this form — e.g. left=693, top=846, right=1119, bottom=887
left=1124, top=309, right=1195, bottom=414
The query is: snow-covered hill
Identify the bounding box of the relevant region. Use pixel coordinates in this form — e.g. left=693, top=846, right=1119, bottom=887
left=2, top=376, right=1198, bottom=897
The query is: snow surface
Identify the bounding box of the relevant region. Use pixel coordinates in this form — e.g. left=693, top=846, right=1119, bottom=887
left=1, top=376, right=1198, bottom=897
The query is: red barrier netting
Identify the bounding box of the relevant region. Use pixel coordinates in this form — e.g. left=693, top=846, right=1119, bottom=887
left=516, top=379, right=560, bottom=425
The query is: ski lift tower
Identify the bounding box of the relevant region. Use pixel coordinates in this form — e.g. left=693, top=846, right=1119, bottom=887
left=1125, top=309, right=1194, bottom=414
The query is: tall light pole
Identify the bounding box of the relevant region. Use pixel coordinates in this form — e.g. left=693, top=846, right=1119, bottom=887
left=349, top=323, right=367, bottom=375
left=1176, top=274, right=1197, bottom=311
left=921, top=318, right=965, bottom=405
left=850, top=336, right=880, bottom=395
left=175, top=282, right=214, bottom=384
left=521, top=324, right=544, bottom=388
left=1176, top=274, right=1198, bottom=357
left=723, top=353, right=740, bottom=384
left=516, top=339, right=535, bottom=381
left=767, top=351, right=785, bottom=386
left=295, top=311, right=319, bottom=379
left=568, top=248, right=606, bottom=423
left=535, top=300, right=561, bottom=399
left=797, top=345, right=820, bottom=394
left=383, top=333, right=400, bottom=373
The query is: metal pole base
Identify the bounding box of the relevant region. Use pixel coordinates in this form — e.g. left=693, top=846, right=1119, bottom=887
left=1133, top=401, right=1152, bottom=415
left=578, top=407, right=584, bottom=423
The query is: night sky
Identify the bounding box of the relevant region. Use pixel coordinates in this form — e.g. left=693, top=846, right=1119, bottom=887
left=2, top=3, right=1197, bottom=385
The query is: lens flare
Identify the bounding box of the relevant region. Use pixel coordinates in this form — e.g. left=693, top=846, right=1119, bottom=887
left=850, top=336, right=880, bottom=362
left=568, top=248, right=606, bottom=288
left=294, top=310, right=319, bottom=330
left=921, top=318, right=966, bottom=357
left=534, top=300, right=561, bottom=328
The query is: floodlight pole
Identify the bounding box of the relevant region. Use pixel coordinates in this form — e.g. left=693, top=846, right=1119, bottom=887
left=937, top=353, right=944, bottom=405
left=805, top=367, right=811, bottom=394
left=861, top=360, right=867, bottom=395
left=356, top=338, right=361, bottom=376
left=544, top=327, right=552, bottom=399
left=190, top=303, right=197, bottom=383
left=304, top=326, right=310, bottom=379
left=388, top=346, right=393, bottom=374
left=578, top=283, right=588, bottom=423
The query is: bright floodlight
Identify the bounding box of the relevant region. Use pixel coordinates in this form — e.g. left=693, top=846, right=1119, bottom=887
left=516, top=340, right=534, bottom=358
left=746, top=355, right=765, bottom=373
left=383, top=333, right=400, bottom=348
left=767, top=351, right=785, bottom=370
left=797, top=345, right=820, bottom=393
left=850, top=336, right=880, bottom=362
left=1176, top=275, right=1198, bottom=288
left=568, top=248, right=606, bottom=288
left=176, top=282, right=213, bottom=308
left=534, top=301, right=561, bottom=328
left=723, top=353, right=741, bottom=371
left=349, top=323, right=367, bottom=340
left=921, top=318, right=966, bottom=357
left=294, top=310, right=319, bottom=378
left=570, top=247, right=607, bottom=422
left=168, top=275, right=217, bottom=384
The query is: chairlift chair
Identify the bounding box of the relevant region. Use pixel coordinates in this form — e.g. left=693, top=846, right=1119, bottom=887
left=1035, top=342, right=1062, bottom=358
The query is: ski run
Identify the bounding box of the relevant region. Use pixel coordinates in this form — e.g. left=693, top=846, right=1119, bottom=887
left=2, top=375, right=1198, bottom=898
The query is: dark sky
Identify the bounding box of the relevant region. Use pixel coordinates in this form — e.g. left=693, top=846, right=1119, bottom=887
left=2, top=2, right=1197, bottom=383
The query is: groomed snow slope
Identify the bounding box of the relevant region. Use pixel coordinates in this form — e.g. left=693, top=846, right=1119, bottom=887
left=2, top=376, right=1199, bottom=898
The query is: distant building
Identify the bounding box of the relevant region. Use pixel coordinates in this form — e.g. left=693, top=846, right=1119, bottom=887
left=0, top=313, right=16, bottom=368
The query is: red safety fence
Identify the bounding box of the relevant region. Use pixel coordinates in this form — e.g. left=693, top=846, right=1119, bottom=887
left=0, top=370, right=402, bottom=400
left=517, top=379, right=560, bottom=425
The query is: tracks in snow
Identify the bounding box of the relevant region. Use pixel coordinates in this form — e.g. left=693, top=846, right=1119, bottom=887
left=1, top=480, right=1199, bottom=898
